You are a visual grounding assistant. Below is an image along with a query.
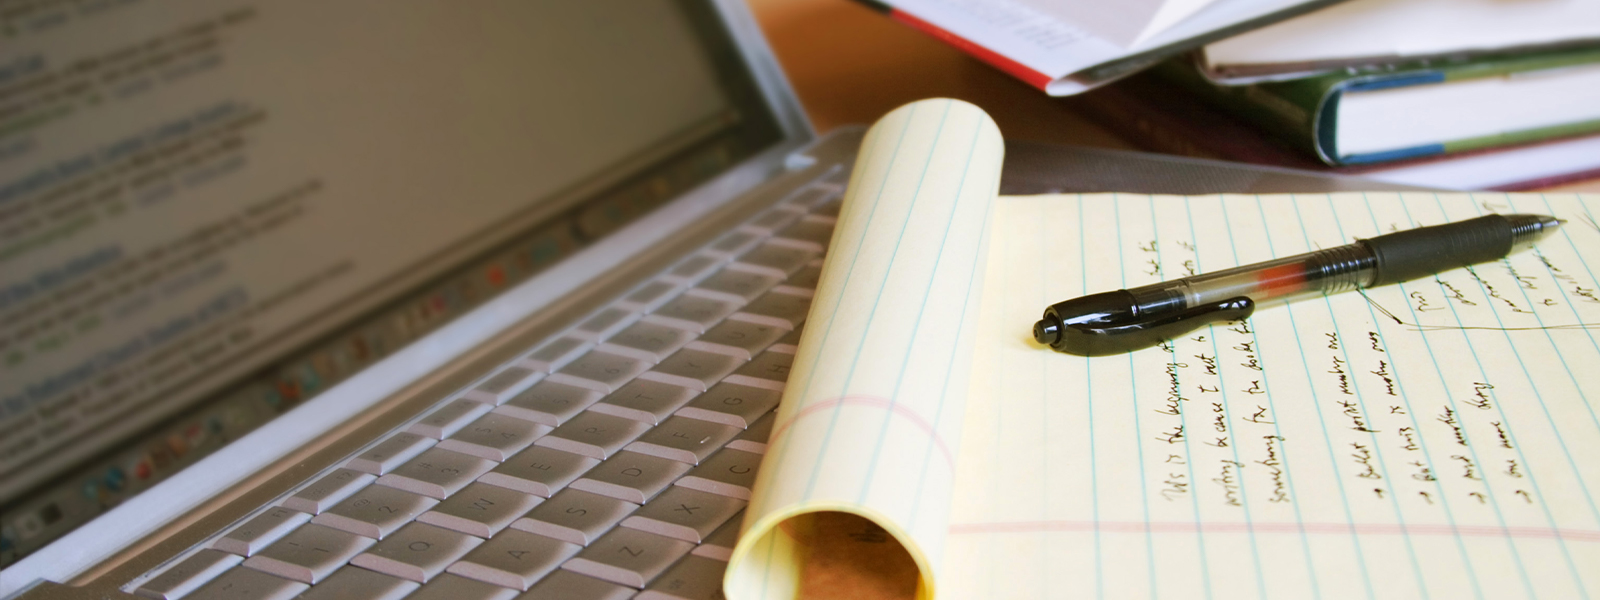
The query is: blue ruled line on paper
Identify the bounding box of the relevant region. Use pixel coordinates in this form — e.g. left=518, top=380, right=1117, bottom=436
left=1183, top=197, right=1268, bottom=600
left=1393, top=196, right=1538, bottom=598
left=1301, top=195, right=1430, bottom=600
left=1114, top=193, right=1162, bottom=600
left=1084, top=194, right=1105, bottom=600
left=1150, top=195, right=1215, bottom=600
left=1221, top=197, right=1322, bottom=600
left=1255, top=195, right=1376, bottom=600
left=856, top=107, right=983, bottom=506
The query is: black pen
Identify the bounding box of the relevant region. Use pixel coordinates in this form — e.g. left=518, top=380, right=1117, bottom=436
left=1032, top=213, right=1564, bottom=356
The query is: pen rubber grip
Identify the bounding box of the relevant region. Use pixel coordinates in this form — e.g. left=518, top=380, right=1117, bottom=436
left=1363, top=214, right=1511, bottom=286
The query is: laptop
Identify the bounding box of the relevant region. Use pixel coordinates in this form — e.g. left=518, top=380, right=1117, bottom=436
left=0, top=1, right=1420, bottom=598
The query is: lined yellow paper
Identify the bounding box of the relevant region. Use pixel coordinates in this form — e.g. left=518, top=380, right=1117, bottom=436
left=725, top=99, right=1004, bottom=600
left=727, top=99, right=1600, bottom=599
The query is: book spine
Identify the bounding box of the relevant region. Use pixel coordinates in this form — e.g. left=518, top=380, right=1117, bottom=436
left=1071, top=75, right=1329, bottom=170
left=1153, top=61, right=1336, bottom=163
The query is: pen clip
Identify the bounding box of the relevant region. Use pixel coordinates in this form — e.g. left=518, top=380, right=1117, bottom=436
left=1049, top=296, right=1255, bottom=356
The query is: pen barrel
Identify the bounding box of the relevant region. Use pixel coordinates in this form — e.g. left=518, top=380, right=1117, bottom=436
left=1126, top=244, right=1376, bottom=315
left=1361, top=214, right=1513, bottom=286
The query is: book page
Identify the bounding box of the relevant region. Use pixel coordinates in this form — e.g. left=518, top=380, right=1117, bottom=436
left=725, top=99, right=1005, bottom=599
left=946, top=192, right=1600, bottom=599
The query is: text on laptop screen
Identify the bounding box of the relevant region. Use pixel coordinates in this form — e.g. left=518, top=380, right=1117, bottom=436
left=0, top=0, right=780, bottom=524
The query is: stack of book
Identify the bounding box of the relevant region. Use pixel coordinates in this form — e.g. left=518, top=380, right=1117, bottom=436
left=860, top=0, right=1600, bottom=190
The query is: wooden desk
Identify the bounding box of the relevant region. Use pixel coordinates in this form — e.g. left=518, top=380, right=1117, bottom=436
left=745, top=0, right=1600, bottom=193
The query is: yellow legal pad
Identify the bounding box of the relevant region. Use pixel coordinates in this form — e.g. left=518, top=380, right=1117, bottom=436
left=727, top=99, right=1600, bottom=599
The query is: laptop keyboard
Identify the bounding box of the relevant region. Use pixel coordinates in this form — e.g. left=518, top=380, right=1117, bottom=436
left=126, top=171, right=846, bottom=600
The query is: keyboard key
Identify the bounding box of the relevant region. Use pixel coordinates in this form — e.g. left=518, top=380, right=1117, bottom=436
left=496, top=380, right=604, bottom=427
left=405, top=573, right=519, bottom=600
left=549, top=349, right=650, bottom=393
left=602, top=320, right=697, bottom=361
left=572, top=308, right=641, bottom=341
left=787, top=262, right=823, bottom=290
left=675, top=448, right=762, bottom=500
left=775, top=217, right=835, bottom=248
left=637, top=555, right=729, bottom=600
left=691, top=515, right=742, bottom=561
left=448, top=528, right=580, bottom=591
left=562, top=527, right=694, bottom=588
left=522, top=570, right=635, bottom=600
left=648, top=293, right=740, bottom=333
left=294, top=566, right=418, bottom=600
left=134, top=549, right=241, bottom=600
left=347, top=433, right=435, bottom=476
left=535, top=411, right=651, bottom=460
left=738, top=290, right=812, bottom=328
left=625, top=417, right=741, bottom=465
left=727, top=412, right=774, bottom=455
left=478, top=445, right=598, bottom=498
left=745, top=206, right=802, bottom=233
left=569, top=451, right=692, bottom=504
left=408, top=400, right=494, bottom=440
left=512, top=488, right=639, bottom=546
left=588, top=379, right=698, bottom=425
left=376, top=448, right=496, bottom=500
left=735, top=242, right=817, bottom=277
left=242, top=524, right=373, bottom=584
left=349, top=522, right=483, bottom=583
left=312, top=485, right=437, bottom=539
left=616, top=281, right=682, bottom=312
left=700, top=318, right=788, bottom=359
left=733, top=350, right=794, bottom=384
left=418, top=482, right=544, bottom=538
left=284, top=469, right=375, bottom=515
left=519, top=337, right=593, bottom=373
left=706, top=229, right=764, bottom=258
left=663, top=254, right=722, bottom=284
left=460, top=367, right=543, bottom=405
left=621, top=486, right=746, bottom=543
left=695, top=267, right=781, bottom=302
left=437, top=412, right=551, bottom=462
left=779, top=186, right=833, bottom=209
left=188, top=567, right=306, bottom=600
left=676, top=381, right=781, bottom=429
left=214, top=507, right=311, bottom=556
left=646, top=348, right=744, bottom=391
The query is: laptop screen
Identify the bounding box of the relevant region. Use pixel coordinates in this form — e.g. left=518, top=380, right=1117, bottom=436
left=0, top=0, right=787, bottom=563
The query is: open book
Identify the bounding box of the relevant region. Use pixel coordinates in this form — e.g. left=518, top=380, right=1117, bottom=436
left=725, top=99, right=1600, bottom=599
left=863, top=0, right=1344, bottom=95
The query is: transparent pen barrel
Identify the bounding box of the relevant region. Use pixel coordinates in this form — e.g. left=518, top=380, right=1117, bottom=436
left=1126, top=243, right=1378, bottom=314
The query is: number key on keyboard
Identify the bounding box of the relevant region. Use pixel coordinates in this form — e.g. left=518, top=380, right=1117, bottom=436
left=549, top=349, right=651, bottom=393
left=735, top=241, right=818, bottom=277
left=284, top=469, right=376, bottom=514
left=694, top=266, right=781, bottom=301
left=312, top=485, right=437, bottom=539
left=241, top=523, right=374, bottom=584
left=187, top=567, right=306, bottom=600
left=214, top=507, right=310, bottom=556
left=496, top=380, right=603, bottom=427
left=134, top=549, right=241, bottom=599
left=648, top=292, right=740, bottom=333
left=347, top=433, right=435, bottom=476
left=376, top=448, right=496, bottom=500
left=437, top=412, right=551, bottom=462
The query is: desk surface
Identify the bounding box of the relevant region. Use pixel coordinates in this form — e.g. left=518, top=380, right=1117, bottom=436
left=744, top=0, right=1600, bottom=194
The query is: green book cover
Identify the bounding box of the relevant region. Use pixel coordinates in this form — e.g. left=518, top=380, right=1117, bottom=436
left=1158, top=46, right=1600, bottom=166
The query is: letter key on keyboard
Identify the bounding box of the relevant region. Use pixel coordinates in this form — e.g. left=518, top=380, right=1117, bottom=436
left=477, top=445, right=598, bottom=497
left=416, top=482, right=544, bottom=538
left=562, top=527, right=694, bottom=588
left=349, top=522, right=483, bottom=583
left=447, top=528, right=581, bottom=591
left=512, top=488, right=639, bottom=546
left=241, top=523, right=375, bottom=584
